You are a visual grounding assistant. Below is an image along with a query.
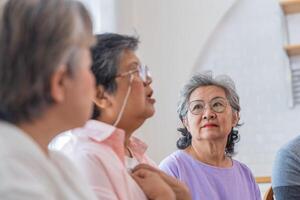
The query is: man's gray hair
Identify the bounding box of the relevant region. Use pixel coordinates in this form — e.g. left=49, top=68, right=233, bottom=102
left=90, top=33, right=140, bottom=119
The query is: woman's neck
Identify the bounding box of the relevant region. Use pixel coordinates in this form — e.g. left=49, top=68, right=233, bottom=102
left=117, top=120, right=144, bottom=157
left=124, top=132, right=132, bottom=148
left=186, top=140, right=232, bottom=168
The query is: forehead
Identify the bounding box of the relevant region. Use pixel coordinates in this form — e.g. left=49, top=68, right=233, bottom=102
left=189, top=85, right=226, bottom=102
left=118, top=49, right=140, bottom=72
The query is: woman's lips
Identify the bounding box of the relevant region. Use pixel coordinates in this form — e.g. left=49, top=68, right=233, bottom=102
left=147, top=97, right=156, bottom=104
left=202, top=124, right=218, bottom=128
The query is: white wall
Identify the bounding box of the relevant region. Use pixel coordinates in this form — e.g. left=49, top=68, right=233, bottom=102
left=86, top=0, right=300, bottom=181
left=115, top=0, right=239, bottom=162
left=79, top=0, right=116, bottom=33
left=196, top=0, right=300, bottom=179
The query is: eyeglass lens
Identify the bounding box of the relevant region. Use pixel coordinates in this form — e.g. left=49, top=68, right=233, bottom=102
left=189, top=98, right=227, bottom=115
left=139, top=65, right=151, bottom=82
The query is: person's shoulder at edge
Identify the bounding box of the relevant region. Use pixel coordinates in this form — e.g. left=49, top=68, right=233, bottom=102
left=273, top=134, right=300, bottom=175
left=271, top=136, right=300, bottom=200
left=272, top=135, right=300, bottom=185
left=277, top=135, right=300, bottom=156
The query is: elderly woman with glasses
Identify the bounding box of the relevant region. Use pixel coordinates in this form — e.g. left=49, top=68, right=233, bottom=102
left=159, top=73, right=261, bottom=200
left=51, top=33, right=190, bottom=200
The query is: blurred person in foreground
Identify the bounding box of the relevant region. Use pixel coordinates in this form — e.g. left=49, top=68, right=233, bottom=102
left=0, top=0, right=99, bottom=199
left=159, top=73, right=261, bottom=200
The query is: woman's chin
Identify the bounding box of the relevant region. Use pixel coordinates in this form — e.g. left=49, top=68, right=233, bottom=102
left=196, top=132, right=227, bottom=141
left=145, top=107, right=155, bottom=118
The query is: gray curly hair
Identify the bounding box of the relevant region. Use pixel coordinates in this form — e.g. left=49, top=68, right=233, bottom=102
left=177, top=72, right=241, bottom=156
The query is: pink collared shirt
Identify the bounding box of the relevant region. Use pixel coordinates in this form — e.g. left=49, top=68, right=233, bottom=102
left=50, top=120, right=156, bottom=200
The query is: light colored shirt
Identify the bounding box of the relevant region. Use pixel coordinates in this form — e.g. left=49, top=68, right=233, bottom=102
left=0, top=121, right=97, bottom=200
left=125, top=156, right=140, bottom=172
left=160, top=150, right=261, bottom=200
left=51, top=119, right=155, bottom=200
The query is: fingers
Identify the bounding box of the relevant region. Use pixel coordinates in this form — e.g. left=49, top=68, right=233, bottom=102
left=131, top=169, right=154, bottom=192
left=132, top=163, right=159, bottom=173
left=133, top=164, right=178, bottom=186
left=132, top=168, right=148, bottom=179
left=131, top=171, right=144, bottom=185
left=133, top=164, right=168, bottom=180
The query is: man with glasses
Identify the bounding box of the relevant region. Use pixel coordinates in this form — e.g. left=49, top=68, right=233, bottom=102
left=51, top=33, right=191, bottom=200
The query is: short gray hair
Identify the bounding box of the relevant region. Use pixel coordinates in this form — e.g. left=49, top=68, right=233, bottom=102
left=177, top=72, right=241, bottom=156
left=91, top=33, right=139, bottom=119
left=0, top=0, right=95, bottom=123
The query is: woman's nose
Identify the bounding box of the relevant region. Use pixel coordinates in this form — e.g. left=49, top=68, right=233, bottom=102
left=202, top=107, right=217, bottom=120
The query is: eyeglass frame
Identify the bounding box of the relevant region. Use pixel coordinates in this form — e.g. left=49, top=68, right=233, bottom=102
left=187, top=97, right=228, bottom=115
left=115, top=64, right=151, bottom=83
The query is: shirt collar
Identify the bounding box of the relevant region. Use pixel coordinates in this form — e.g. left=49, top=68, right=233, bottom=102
left=128, top=136, right=148, bottom=162
left=72, top=120, right=123, bottom=142
left=74, top=120, right=126, bottom=162
left=73, top=120, right=148, bottom=163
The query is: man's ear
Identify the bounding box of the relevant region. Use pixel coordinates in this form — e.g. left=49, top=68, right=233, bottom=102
left=50, top=66, right=68, bottom=103
left=93, top=85, right=112, bottom=109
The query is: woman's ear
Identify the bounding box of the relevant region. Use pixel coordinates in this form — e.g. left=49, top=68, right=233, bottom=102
left=50, top=66, right=68, bottom=103
left=183, top=117, right=190, bottom=132
left=232, top=112, right=240, bottom=127
left=93, top=85, right=111, bottom=109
